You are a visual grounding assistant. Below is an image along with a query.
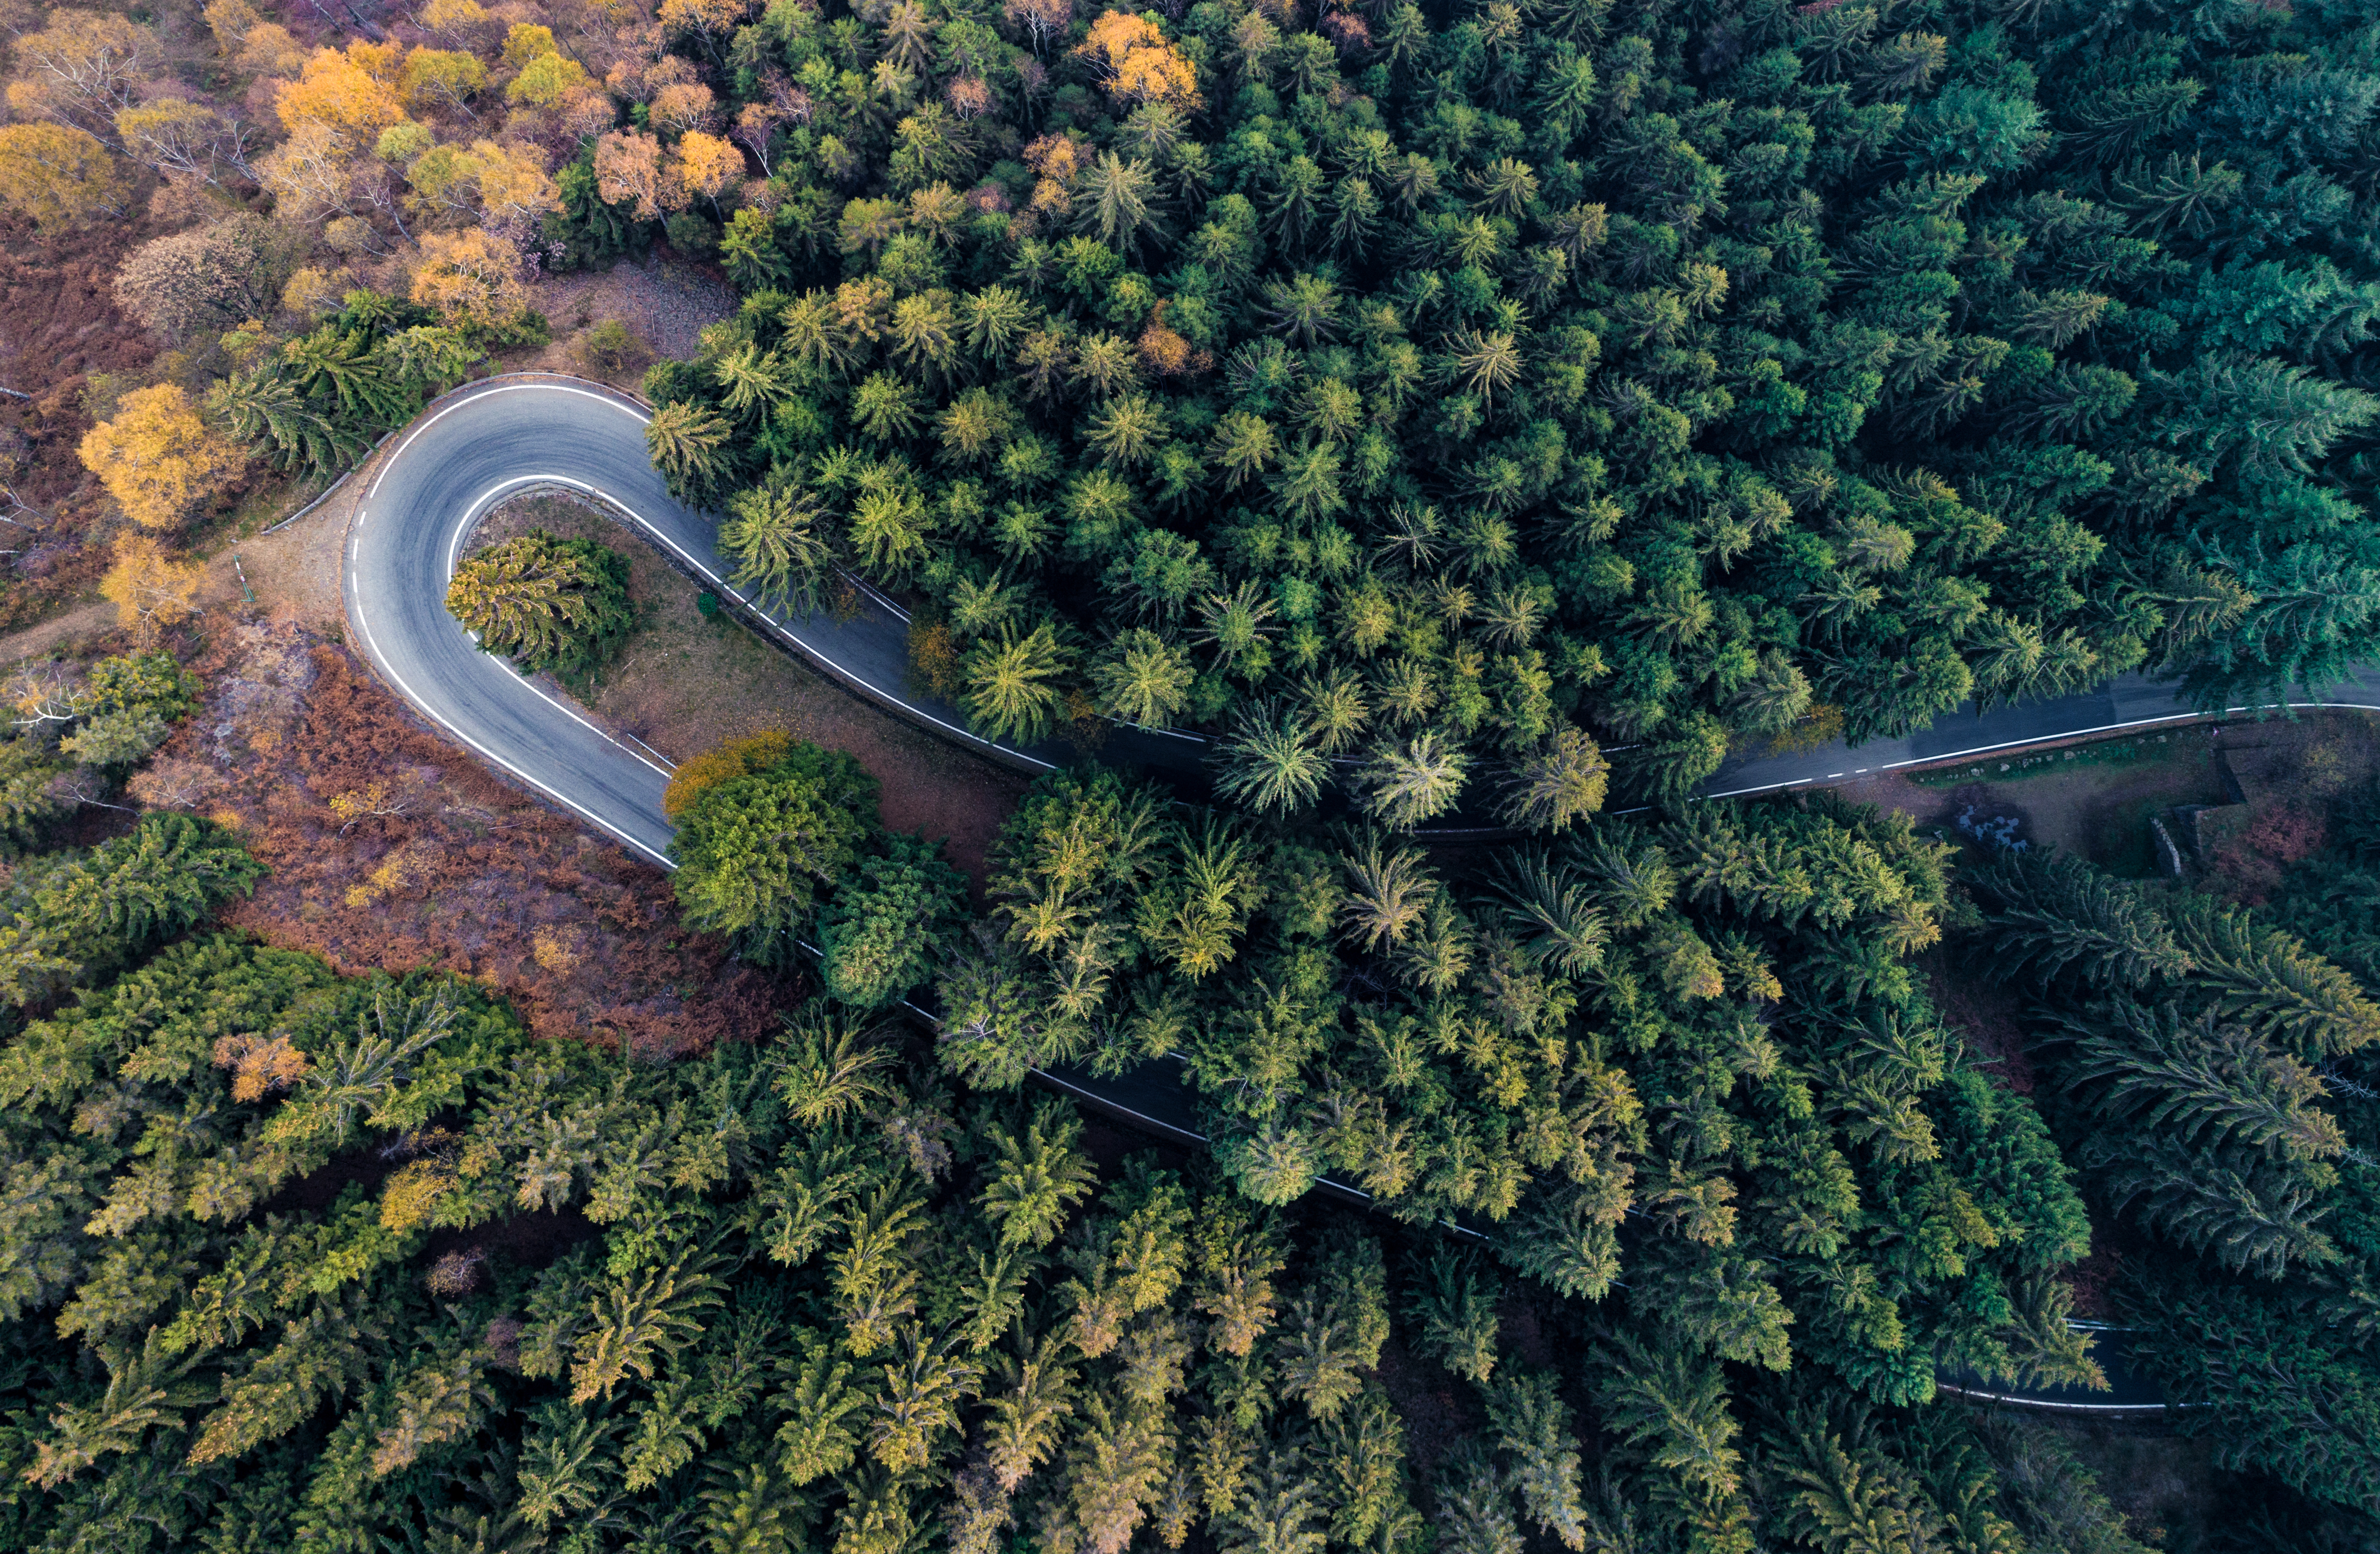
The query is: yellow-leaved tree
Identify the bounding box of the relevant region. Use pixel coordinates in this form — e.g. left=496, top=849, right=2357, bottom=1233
left=79, top=384, right=246, bottom=530
left=275, top=43, right=407, bottom=140
left=100, top=535, right=205, bottom=640
left=410, top=227, right=528, bottom=326
left=676, top=130, right=744, bottom=212
left=3, top=9, right=153, bottom=137
left=1072, top=12, right=1200, bottom=109
left=0, top=123, right=126, bottom=226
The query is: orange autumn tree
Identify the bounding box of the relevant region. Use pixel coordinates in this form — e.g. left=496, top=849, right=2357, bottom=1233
left=594, top=127, right=679, bottom=219
left=662, top=729, right=793, bottom=816
left=79, top=384, right=246, bottom=530
left=1072, top=11, right=1200, bottom=110
left=676, top=129, right=743, bottom=212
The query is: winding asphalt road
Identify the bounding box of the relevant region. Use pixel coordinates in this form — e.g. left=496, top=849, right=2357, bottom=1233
left=348, top=379, right=2380, bottom=868
left=343, top=374, right=2379, bottom=1411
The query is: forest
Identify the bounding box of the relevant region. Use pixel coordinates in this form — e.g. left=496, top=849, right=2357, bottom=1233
left=6, top=0, right=2380, bottom=1542
left=6, top=652, right=2380, bottom=1547
left=599, top=0, right=2380, bottom=813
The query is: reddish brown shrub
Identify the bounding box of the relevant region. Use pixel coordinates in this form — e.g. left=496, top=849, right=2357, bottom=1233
left=162, top=621, right=791, bottom=1057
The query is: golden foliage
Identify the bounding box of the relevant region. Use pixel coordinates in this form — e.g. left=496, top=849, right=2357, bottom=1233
left=328, top=777, right=415, bottom=830
left=0, top=123, right=125, bottom=226
left=649, top=80, right=718, bottom=135
left=211, top=1031, right=313, bottom=1102
left=422, top=0, right=496, bottom=48
left=379, top=1158, right=457, bottom=1230
left=276, top=45, right=408, bottom=139
left=345, top=842, right=438, bottom=906
left=661, top=729, right=793, bottom=817
left=662, top=724, right=813, bottom=817
left=1136, top=308, right=1206, bottom=376
left=114, top=98, right=224, bottom=179
left=236, top=25, right=308, bottom=78
left=4, top=9, right=152, bottom=133
left=506, top=50, right=592, bottom=107
left=500, top=23, right=560, bottom=67
left=80, top=384, right=246, bottom=531
left=399, top=46, right=487, bottom=110
left=1021, top=132, right=1083, bottom=182
left=203, top=0, right=261, bottom=53
left=254, top=121, right=353, bottom=220
left=282, top=265, right=353, bottom=321
left=101, top=537, right=203, bottom=639
left=409, top=227, right=528, bottom=326
left=658, top=0, right=756, bottom=43
left=471, top=139, right=561, bottom=224
left=532, top=925, right=583, bottom=973
left=676, top=129, right=743, bottom=202
left=1073, top=12, right=1201, bottom=109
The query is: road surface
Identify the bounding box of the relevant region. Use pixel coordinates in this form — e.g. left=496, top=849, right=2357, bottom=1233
left=350, top=382, right=2380, bottom=864
left=350, top=374, right=2380, bottom=1413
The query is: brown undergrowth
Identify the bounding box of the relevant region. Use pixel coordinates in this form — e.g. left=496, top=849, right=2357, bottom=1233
left=149, top=615, right=783, bottom=1056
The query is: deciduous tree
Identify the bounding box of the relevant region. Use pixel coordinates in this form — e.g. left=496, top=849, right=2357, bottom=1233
left=79, top=384, right=246, bottom=531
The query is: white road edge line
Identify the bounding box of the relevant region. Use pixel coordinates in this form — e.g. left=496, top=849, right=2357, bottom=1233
left=443, top=475, right=676, bottom=781
left=348, top=585, right=676, bottom=869
left=355, top=379, right=1041, bottom=867
left=384, top=380, right=1059, bottom=770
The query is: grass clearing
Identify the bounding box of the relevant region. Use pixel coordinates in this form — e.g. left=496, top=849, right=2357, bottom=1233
left=1910, top=723, right=2217, bottom=787
left=464, top=492, right=1028, bottom=885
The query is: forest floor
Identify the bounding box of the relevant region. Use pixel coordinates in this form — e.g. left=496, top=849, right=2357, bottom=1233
left=465, top=492, right=1029, bottom=885
left=515, top=252, right=739, bottom=387
left=151, top=610, right=787, bottom=1056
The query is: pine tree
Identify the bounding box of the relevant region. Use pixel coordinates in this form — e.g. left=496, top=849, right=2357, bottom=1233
left=446, top=530, right=634, bottom=680
left=207, top=364, right=364, bottom=476
left=985, top=1335, right=1076, bottom=1491
left=1317, top=1383, right=1411, bottom=1547
left=1405, top=1245, right=1501, bottom=1383
left=976, top=1106, right=1096, bottom=1251
left=645, top=400, right=734, bottom=503
left=869, top=1327, right=979, bottom=1472
left=1432, top=1449, right=1523, bottom=1554
left=1212, top=700, right=1331, bottom=815
left=1066, top=1394, right=1172, bottom=1554
left=1969, top=846, right=2191, bottom=989
left=1218, top=1451, right=1330, bottom=1554
left=2092, top=1135, right=2339, bottom=1278
left=774, top=1329, right=868, bottom=1485
left=2163, top=894, right=2380, bottom=1056
left=1485, top=1370, right=1588, bottom=1551
left=721, top=483, right=836, bottom=616
left=963, top=623, right=1072, bottom=744
left=1591, top=1332, right=1743, bottom=1501
left=569, top=1248, right=727, bottom=1404
left=2061, top=998, right=2345, bottom=1162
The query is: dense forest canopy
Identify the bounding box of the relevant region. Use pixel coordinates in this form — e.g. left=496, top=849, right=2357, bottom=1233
left=9, top=0, right=2380, bottom=1542
left=605, top=0, right=2380, bottom=815
left=0, top=784, right=2145, bottom=1554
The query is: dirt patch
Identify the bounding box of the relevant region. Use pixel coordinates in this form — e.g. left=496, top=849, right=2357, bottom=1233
left=513, top=254, right=740, bottom=392
left=0, top=206, right=166, bottom=631
left=0, top=467, right=354, bottom=670
left=1829, top=727, right=2234, bottom=878
left=1923, top=950, right=2034, bottom=1091
left=465, top=492, right=1029, bottom=883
